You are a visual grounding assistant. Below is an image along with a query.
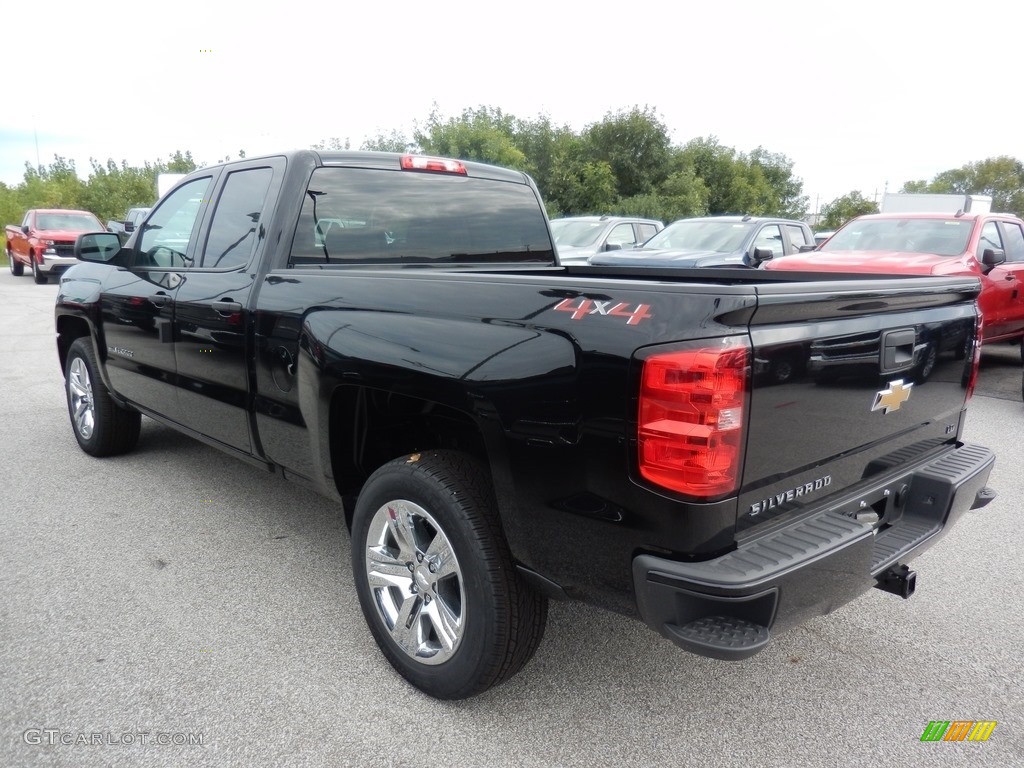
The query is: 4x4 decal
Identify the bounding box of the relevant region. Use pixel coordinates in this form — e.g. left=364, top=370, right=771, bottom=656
left=553, top=298, right=652, bottom=326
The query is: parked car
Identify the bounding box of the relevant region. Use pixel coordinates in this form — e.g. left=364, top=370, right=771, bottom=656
left=6, top=209, right=105, bottom=283
left=107, top=207, right=152, bottom=243
left=550, top=215, right=663, bottom=264
left=589, top=215, right=815, bottom=268
left=765, top=212, right=1024, bottom=352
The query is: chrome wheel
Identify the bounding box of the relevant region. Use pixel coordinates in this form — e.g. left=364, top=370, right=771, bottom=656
left=364, top=499, right=465, bottom=665
left=68, top=357, right=96, bottom=439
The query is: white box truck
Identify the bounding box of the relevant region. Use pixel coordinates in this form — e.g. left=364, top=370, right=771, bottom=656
left=880, top=193, right=992, bottom=214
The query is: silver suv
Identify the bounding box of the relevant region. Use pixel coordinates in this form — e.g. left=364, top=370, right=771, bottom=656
left=550, top=216, right=663, bottom=265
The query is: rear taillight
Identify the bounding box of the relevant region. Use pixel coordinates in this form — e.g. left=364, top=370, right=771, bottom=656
left=637, top=337, right=749, bottom=498
left=965, top=309, right=982, bottom=401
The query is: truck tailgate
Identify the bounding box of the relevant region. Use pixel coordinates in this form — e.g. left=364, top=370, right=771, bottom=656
left=737, top=276, right=980, bottom=535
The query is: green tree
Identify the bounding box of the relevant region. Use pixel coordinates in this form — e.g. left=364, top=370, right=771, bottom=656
left=583, top=106, right=672, bottom=200
left=312, top=137, right=351, bottom=150
left=543, top=133, right=617, bottom=216
left=677, top=137, right=758, bottom=214
left=80, top=159, right=155, bottom=223
left=361, top=130, right=413, bottom=152
left=162, top=150, right=199, bottom=174
left=745, top=147, right=808, bottom=218
left=819, top=191, right=879, bottom=230
left=414, top=106, right=526, bottom=169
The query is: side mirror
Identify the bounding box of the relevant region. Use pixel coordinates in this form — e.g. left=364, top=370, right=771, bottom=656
left=21, top=224, right=30, bottom=235
left=604, top=242, right=622, bottom=252
left=798, top=244, right=816, bottom=253
left=750, top=246, right=774, bottom=265
left=75, top=232, right=123, bottom=264
left=981, top=247, right=1006, bottom=269
left=124, top=221, right=136, bottom=233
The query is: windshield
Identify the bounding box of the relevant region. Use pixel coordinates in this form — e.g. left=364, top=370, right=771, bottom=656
left=549, top=220, right=604, bottom=247
left=36, top=212, right=102, bottom=231
left=643, top=220, right=752, bottom=252
left=821, top=218, right=973, bottom=256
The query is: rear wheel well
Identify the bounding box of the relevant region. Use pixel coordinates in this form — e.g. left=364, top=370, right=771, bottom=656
left=329, top=385, right=489, bottom=528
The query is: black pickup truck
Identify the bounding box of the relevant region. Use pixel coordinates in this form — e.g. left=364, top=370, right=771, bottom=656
left=56, top=151, right=996, bottom=699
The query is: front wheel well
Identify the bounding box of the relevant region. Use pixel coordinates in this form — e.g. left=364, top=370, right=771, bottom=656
left=56, top=316, right=93, bottom=374
left=329, top=385, right=489, bottom=528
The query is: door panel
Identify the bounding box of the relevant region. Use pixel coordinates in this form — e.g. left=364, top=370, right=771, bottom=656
left=99, top=268, right=181, bottom=415
left=173, top=163, right=280, bottom=452
left=100, top=176, right=214, bottom=416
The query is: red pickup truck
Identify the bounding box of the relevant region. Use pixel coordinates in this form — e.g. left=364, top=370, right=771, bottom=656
left=6, top=209, right=105, bottom=284
left=765, top=212, right=1024, bottom=357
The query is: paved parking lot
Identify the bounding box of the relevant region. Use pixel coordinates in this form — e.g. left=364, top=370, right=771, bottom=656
left=1, top=271, right=1020, bottom=767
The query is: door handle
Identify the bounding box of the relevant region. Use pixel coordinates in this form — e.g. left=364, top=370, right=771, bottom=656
left=212, top=300, right=242, bottom=315
left=149, top=292, right=170, bottom=307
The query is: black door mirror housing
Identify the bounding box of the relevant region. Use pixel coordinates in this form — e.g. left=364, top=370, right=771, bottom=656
left=75, top=232, right=124, bottom=264
left=981, top=247, right=1006, bottom=269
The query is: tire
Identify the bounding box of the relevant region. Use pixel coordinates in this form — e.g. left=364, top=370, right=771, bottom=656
left=31, top=254, right=47, bottom=284
left=351, top=450, right=547, bottom=699
left=8, top=249, right=24, bottom=276
left=768, top=353, right=798, bottom=385
left=914, top=343, right=938, bottom=383
left=65, top=338, right=141, bottom=457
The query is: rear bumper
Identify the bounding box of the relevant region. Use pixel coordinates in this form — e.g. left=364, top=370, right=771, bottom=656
left=633, top=442, right=995, bottom=660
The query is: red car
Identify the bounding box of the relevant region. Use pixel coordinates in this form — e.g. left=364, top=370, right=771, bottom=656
left=6, top=208, right=104, bottom=284
left=766, top=212, right=1024, bottom=351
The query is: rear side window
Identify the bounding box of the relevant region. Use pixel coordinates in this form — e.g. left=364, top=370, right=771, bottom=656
left=290, top=167, right=554, bottom=265
left=784, top=223, right=811, bottom=248
left=636, top=223, right=659, bottom=242
left=202, top=167, right=274, bottom=269
left=999, top=221, right=1024, bottom=262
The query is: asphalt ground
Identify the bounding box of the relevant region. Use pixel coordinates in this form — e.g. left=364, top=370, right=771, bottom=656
left=1, top=270, right=1021, bottom=767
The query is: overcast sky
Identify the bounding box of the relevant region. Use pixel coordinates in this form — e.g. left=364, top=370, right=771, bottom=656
left=4, top=0, right=1021, bottom=212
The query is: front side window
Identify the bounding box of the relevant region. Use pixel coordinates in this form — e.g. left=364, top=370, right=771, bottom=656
left=139, top=177, right=213, bottom=267
left=290, top=167, right=553, bottom=265
left=202, top=168, right=274, bottom=268
left=752, top=225, right=784, bottom=256
left=606, top=223, right=636, bottom=248
left=978, top=221, right=1003, bottom=259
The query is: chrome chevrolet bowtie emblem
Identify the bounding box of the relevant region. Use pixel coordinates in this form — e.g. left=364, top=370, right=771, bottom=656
left=872, top=379, right=913, bottom=414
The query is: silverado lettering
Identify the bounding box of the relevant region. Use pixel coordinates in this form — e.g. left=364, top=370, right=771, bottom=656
left=749, top=476, right=833, bottom=515
left=55, top=150, right=996, bottom=700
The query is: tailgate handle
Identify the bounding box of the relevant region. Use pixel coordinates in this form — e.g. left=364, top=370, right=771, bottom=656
left=881, top=328, right=915, bottom=372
